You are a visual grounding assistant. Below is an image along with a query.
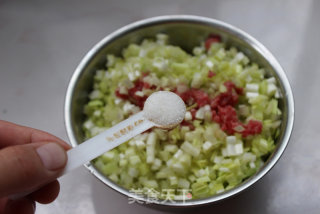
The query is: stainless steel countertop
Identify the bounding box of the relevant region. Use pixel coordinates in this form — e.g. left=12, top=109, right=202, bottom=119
left=0, top=0, right=319, bottom=213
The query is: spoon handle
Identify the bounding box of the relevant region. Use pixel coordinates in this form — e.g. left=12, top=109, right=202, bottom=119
left=62, top=111, right=154, bottom=175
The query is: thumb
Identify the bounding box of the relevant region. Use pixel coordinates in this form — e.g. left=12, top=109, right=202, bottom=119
left=0, top=142, right=67, bottom=197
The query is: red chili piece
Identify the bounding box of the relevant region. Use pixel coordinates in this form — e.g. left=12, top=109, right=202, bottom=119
left=208, top=71, right=216, bottom=78
left=209, top=81, right=262, bottom=137
left=176, top=88, right=210, bottom=107
left=115, top=77, right=153, bottom=108
left=115, top=88, right=129, bottom=100
left=242, top=120, right=263, bottom=137
left=205, top=34, right=221, bottom=51
left=210, top=81, right=242, bottom=108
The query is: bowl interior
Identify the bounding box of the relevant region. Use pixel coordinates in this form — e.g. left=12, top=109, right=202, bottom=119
left=65, top=16, right=293, bottom=206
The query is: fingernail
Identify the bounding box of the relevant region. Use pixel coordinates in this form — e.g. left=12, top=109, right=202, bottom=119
left=36, top=143, right=67, bottom=170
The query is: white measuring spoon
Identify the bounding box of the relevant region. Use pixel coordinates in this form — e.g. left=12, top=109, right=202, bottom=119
left=10, top=91, right=185, bottom=199
left=62, top=91, right=186, bottom=175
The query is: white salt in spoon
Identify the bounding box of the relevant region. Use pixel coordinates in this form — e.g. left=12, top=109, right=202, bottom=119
left=63, top=91, right=186, bottom=175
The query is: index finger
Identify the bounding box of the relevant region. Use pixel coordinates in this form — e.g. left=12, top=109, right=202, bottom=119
left=0, top=120, right=71, bottom=150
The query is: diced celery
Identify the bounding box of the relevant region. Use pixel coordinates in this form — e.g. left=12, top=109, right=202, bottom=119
left=143, top=180, right=158, bottom=189
left=181, top=141, right=200, bottom=157
left=178, top=178, right=190, bottom=189
left=84, top=33, right=281, bottom=200
left=129, top=155, right=141, bottom=165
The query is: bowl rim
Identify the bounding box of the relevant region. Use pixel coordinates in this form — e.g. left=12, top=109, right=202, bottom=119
left=64, top=15, right=294, bottom=207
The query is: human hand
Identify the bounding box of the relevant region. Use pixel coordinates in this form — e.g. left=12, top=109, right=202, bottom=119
left=0, top=120, right=71, bottom=214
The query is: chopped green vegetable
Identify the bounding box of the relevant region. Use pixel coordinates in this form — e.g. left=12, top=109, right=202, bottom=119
left=83, top=34, right=282, bottom=200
